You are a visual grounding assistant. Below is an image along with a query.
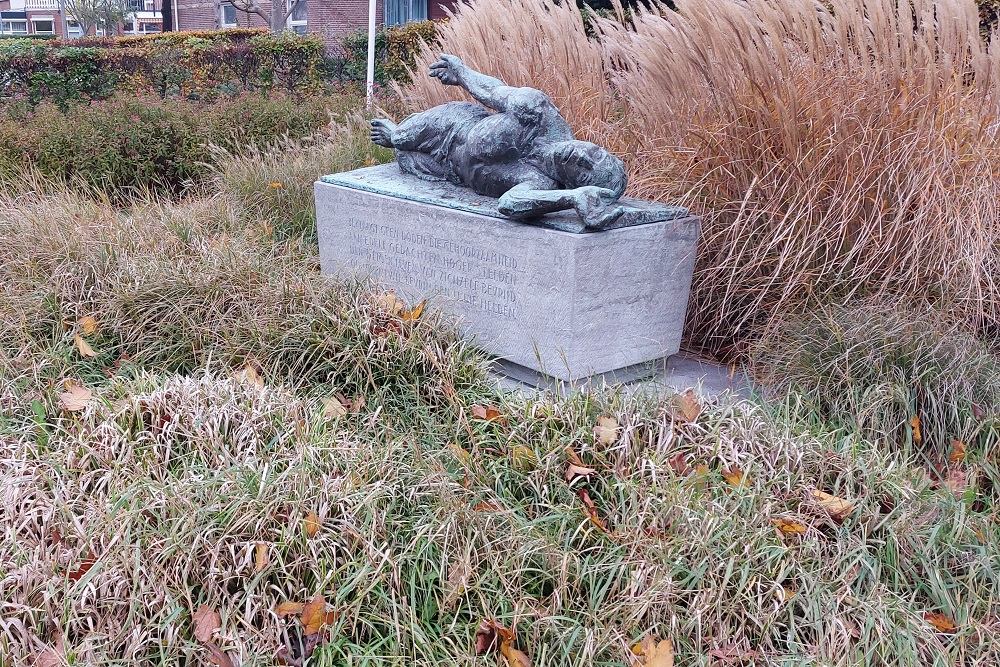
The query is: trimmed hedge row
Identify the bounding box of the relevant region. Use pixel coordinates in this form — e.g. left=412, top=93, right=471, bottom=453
left=0, top=29, right=324, bottom=106
left=335, top=20, right=440, bottom=84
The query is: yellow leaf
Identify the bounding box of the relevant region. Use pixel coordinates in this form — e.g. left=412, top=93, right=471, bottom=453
left=254, top=542, right=269, bottom=573
left=948, top=439, right=966, bottom=464
left=59, top=381, right=92, bottom=412
left=303, top=511, right=321, bottom=538
left=449, top=441, right=472, bottom=464
left=672, top=389, right=701, bottom=423
left=73, top=333, right=96, bottom=358
left=274, top=601, right=305, bottom=617
left=782, top=586, right=797, bottom=601
left=235, top=364, right=264, bottom=389
left=593, top=416, right=619, bottom=445
left=322, top=395, right=348, bottom=419
left=632, top=635, right=673, bottom=667
left=722, top=467, right=748, bottom=487
left=511, top=445, right=538, bottom=471
left=400, top=299, right=426, bottom=321
left=78, top=315, right=98, bottom=335
left=192, top=605, right=221, bottom=643
left=771, top=518, right=808, bottom=535
left=925, top=612, right=957, bottom=633
left=500, top=640, right=532, bottom=667
left=268, top=181, right=284, bottom=189
left=577, top=488, right=612, bottom=536
left=301, top=594, right=327, bottom=635
left=910, top=415, right=922, bottom=444
left=811, top=489, right=855, bottom=520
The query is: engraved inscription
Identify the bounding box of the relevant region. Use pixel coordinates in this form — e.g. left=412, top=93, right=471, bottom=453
left=346, top=212, right=522, bottom=320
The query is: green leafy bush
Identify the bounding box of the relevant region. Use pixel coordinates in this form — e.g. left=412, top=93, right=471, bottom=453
left=334, top=20, right=439, bottom=84
left=0, top=29, right=323, bottom=106
left=0, top=93, right=347, bottom=198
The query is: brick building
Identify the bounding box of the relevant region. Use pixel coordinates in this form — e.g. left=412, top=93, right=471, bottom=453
left=0, top=0, right=455, bottom=48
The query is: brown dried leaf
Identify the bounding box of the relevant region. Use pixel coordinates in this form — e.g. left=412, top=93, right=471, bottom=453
left=254, top=542, right=269, bottom=573
left=593, top=416, right=619, bottom=445
left=59, top=381, right=92, bottom=412
left=376, top=292, right=405, bottom=315
left=474, top=619, right=499, bottom=655
left=78, top=315, right=98, bottom=335
left=471, top=404, right=504, bottom=422
left=205, top=642, right=235, bottom=667
left=943, top=467, right=968, bottom=495
left=671, top=389, right=702, bottom=423
left=948, top=439, right=966, bottom=464
left=301, top=594, right=328, bottom=636
left=910, top=414, right=922, bottom=444
left=667, top=453, right=690, bottom=475
left=236, top=364, right=264, bottom=389
left=631, top=635, right=673, bottom=667
left=925, top=612, right=957, bottom=633
left=577, top=488, right=612, bottom=535
left=811, top=489, right=855, bottom=521
left=500, top=641, right=532, bottom=667
left=722, top=467, right=748, bottom=487
left=33, top=635, right=65, bottom=667
left=193, top=605, right=221, bottom=643
left=67, top=556, right=96, bottom=581
left=771, top=518, right=808, bottom=535
left=449, top=441, right=472, bottom=463
left=73, top=333, right=96, bottom=358
left=303, top=511, right=321, bottom=538
left=565, top=462, right=596, bottom=484
left=322, top=396, right=348, bottom=419
left=274, top=601, right=305, bottom=617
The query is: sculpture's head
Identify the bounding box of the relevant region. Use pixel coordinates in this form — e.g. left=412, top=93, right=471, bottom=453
left=551, top=141, right=627, bottom=197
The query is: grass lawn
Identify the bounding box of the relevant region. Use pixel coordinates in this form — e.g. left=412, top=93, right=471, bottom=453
left=1, top=119, right=996, bottom=666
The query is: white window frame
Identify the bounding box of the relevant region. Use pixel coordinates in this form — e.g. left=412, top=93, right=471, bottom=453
left=31, top=17, right=55, bottom=34
left=219, top=2, right=238, bottom=27
left=1, top=19, right=29, bottom=34
left=286, top=0, right=306, bottom=34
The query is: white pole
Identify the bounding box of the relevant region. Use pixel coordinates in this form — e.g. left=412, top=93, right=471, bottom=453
left=366, top=0, right=376, bottom=107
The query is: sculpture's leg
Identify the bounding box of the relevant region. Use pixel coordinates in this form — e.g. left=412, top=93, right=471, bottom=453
left=498, top=183, right=627, bottom=230
left=396, top=150, right=447, bottom=181
left=370, top=119, right=397, bottom=148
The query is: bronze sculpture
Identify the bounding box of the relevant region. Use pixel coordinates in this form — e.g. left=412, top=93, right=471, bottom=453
left=370, top=54, right=630, bottom=230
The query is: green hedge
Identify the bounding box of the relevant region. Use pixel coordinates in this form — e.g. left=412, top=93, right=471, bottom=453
left=0, top=92, right=349, bottom=197
left=0, top=29, right=323, bottom=107
left=333, top=20, right=439, bottom=85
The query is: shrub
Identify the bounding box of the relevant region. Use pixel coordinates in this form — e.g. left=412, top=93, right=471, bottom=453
left=0, top=29, right=323, bottom=106
left=751, top=300, right=999, bottom=456
left=0, top=93, right=349, bottom=198
left=403, top=0, right=1000, bottom=356
left=335, top=20, right=439, bottom=84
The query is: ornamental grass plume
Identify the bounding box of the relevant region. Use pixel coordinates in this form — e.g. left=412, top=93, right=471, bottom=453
left=404, top=0, right=1000, bottom=356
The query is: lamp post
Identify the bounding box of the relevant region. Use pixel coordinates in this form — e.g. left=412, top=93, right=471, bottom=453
left=366, top=0, right=376, bottom=107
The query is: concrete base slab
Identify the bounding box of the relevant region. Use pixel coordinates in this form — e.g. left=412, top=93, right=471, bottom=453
left=316, top=164, right=700, bottom=383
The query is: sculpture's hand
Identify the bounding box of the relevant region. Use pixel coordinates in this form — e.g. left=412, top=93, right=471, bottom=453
left=574, top=186, right=626, bottom=230
left=429, top=54, right=466, bottom=86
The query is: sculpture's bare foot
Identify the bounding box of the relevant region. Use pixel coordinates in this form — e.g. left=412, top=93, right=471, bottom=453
left=370, top=119, right=396, bottom=148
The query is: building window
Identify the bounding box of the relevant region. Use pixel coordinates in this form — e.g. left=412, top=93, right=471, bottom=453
left=384, top=0, right=426, bottom=26
left=31, top=19, right=55, bottom=34
left=220, top=3, right=238, bottom=27
left=67, top=19, right=83, bottom=38
left=1, top=19, right=28, bottom=34
left=287, top=0, right=306, bottom=34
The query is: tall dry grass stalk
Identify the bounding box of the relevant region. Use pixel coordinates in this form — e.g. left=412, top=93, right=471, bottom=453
left=404, top=0, right=1000, bottom=355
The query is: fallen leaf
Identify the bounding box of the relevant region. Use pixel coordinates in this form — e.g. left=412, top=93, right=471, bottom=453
left=376, top=292, right=405, bottom=315
left=577, top=488, right=612, bottom=535
left=192, top=605, right=221, bottom=643
left=236, top=364, right=264, bottom=389
left=73, top=333, right=96, bottom=358
left=275, top=601, right=305, bottom=617
left=511, top=445, right=538, bottom=471
left=205, top=642, right=235, bottom=667
left=471, top=404, right=504, bottom=423
left=722, top=467, right=747, bottom=487
left=910, top=415, right=922, bottom=444
left=301, top=595, right=328, bottom=635
left=811, top=489, right=855, bottom=521
left=472, top=501, right=501, bottom=512
left=709, top=646, right=761, bottom=664
left=781, top=586, right=797, bottom=601
left=78, top=315, right=98, bottom=335
left=67, top=556, right=96, bottom=581
left=254, top=542, right=269, bottom=573
left=564, top=447, right=596, bottom=483
left=322, top=395, right=348, bottom=419
left=593, top=416, right=619, bottom=445
left=925, top=611, right=957, bottom=633
left=671, top=389, right=701, bottom=423
left=667, top=453, right=690, bottom=475
left=971, top=403, right=985, bottom=420
left=943, top=467, right=968, bottom=495
left=449, top=441, right=472, bottom=463
left=269, top=181, right=284, bottom=189
left=500, top=642, right=532, bottom=667
left=59, top=381, right=92, bottom=412
left=632, top=635, right=673, bottom=667
left=303, top=511, right=321, bottom=538
left=771, top=518, right=808, bottom=535
left=474, top=619, right=500, bottom=655
left=948, top=439, right=966, bottom=464
left=33, top=634, right=65, bottom=667
left=400, top=299, right=426, bottom=321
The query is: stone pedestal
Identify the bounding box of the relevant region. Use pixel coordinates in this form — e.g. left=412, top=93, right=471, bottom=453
left=315, top=164, right=700, bottom=383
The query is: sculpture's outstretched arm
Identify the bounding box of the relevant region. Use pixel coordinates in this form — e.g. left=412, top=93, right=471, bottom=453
left=498, top=183, right=626, bottom=231
left=430, top=54, right=553, bottom=122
